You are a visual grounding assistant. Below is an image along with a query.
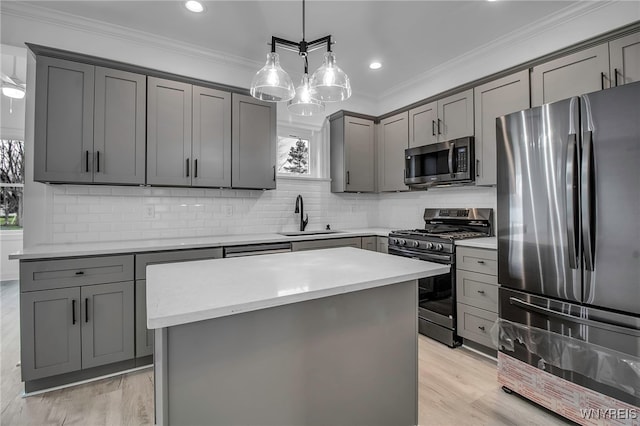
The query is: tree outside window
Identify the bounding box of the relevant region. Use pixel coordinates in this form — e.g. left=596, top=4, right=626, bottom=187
left=277, top=136, right=310, bottom=175
left=1, top=139, right=24, bottom=230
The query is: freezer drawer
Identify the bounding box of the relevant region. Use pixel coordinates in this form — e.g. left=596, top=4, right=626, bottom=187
left=498, top=287, right=640, bottom=406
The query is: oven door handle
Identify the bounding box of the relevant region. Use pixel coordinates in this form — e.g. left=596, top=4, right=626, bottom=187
left=509, top=297, right=640, bottom=337
left=389, top=247, right=451, bottom=263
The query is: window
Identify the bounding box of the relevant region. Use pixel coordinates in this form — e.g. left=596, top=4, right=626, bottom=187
left=278, top=136, right=310, bottom=175
left=1, top=139, right=24, bottom=230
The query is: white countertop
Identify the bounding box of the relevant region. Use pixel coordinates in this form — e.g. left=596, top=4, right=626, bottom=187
left=9, top=228, right=393, bottom=260
left=146, top=247, right=449, bottom=329
left=455, top=237, right=497, bottom=250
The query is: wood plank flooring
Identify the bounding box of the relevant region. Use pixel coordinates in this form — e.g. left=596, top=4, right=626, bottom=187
left=1, top=280, right=569, bottom=425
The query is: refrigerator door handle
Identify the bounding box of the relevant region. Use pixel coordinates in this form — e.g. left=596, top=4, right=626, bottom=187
left=565, top=133, right=579, bottom=269
left=509, top=297, right=640, bottom=337
left=581, top=130, right=595, bottom=272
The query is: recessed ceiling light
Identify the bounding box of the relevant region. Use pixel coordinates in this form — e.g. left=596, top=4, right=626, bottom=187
left=185, top=1, right=205, bottom=13
left=369, top=62, right=382, bottom=70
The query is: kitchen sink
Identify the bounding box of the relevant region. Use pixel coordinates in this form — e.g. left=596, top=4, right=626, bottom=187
left=278, top=230, right=346, bottom=236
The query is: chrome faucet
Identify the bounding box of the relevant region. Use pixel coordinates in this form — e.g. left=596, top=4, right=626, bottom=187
left=294, top=195, right=309, bottom=231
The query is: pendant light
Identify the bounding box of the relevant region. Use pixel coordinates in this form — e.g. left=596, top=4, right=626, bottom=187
left=2, top=57, right=26, bottom=100
left=250, top=0, right=351, bottom=113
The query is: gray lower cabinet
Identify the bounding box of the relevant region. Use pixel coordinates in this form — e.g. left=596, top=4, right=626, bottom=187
left=531, top=43, right=610, bottom=106
left=330, top=114, right=376, bottom=193
left=610, top=32, right=640, bottom=87
left=232, top=94, right=277, bottom=189
left=291, top=237, right=363, bottom=251
left=135, top=280, right=154, bottom=358
left=409, top=102, right=438, bottom=147
left=456, top=247, right=498, bottom=350
left=34, top=56, right=95, bottom=183
left=377, top=236, right=388, bottom=254
left=81, top=282, right=135, bottom=369
left=361, top=236, right=377, bottom=251
left=378, top=112, right=409, bottom=192
left=34, top=56, right=146, bottom=185
left=473, top=70, right=530, bottom=186
left=20, top=287, right=82, bottom=381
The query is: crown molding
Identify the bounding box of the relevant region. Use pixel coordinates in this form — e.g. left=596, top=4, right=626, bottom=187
left=377, top=1, right=620, bottom=102
left=0, top=2, right=263, bottom=71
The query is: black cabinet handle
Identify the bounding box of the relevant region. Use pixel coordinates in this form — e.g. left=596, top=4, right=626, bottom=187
left=186, top=158, right=190, bottom=177
left=614, top=68, right=619, bottom=87
left=477, top=290, right=486, bottom=294
left=273, top=165, right=276, bottom=181
left=476, top=159, right=480, bottom=177
left=601, top=72, right=605, bottom=90
left=85, top=298, right=89, bottom=323
left=75, top=271, right=84, bottom=276
left=346, top=171, right=350, bottom=185
left=432, top=120, right=436, bottom=136
left=96, top=151, right=100, bottom=173
left=85, top=151, right=89, bottom=173
left=194, top=159, right=198, bottom=178
left=437, top=119, right=442, bottom=135
left=477, top=260, right=485, bottom=264
left=478, top=326, right=486, bottom=331
left=72, top=299, right=76, bottom=325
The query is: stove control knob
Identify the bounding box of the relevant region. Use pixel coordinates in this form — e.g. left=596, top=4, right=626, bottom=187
left=426, top=242, right=434, bottom=250
left=412, top=241, right=420, bottom=248
left=399, top=239, right=406, bottom=246
left=391, top=238, right=398, bottom=245
left=435, top=243, right=444, bottom=251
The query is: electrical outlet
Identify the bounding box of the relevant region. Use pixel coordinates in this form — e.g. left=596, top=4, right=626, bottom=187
left=223, top=205, right=233, bottom=217
left=143, top=205, right=155, bottom=219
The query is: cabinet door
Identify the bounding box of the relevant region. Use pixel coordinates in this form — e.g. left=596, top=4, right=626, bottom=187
left=377, top=236, right=388, bottom=254
left=361, top=236, right=377, bottom=251
left=147, top=77, right=192, bottom=186
left=473, top=70, right=530, bottom=186
left=437, top=88, right=474, bottom=141
left=81, top=282, right=134, bottom=369
left=378, top=112, right=409, bottom=192
left=135, top=280, right=154, bottom=358
left=344, top=116, right=375, bottom=192
left=20, top=287, right=81, bottom=381
left=408, top=102, right=437, bottom=147
left=34, top=57, right=94, bottom=183
left=531, top=43, right=610, bottom=106
left=94, top=67, right=146, bottom=185
left=231, top=94, right=277, bottom=189
left=192, top=86, right=231, bottom=188
left=610, top=33, right=640, bottom=87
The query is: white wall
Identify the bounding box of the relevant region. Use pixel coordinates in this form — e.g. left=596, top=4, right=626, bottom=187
left=0, top=231, right=21, bottom=281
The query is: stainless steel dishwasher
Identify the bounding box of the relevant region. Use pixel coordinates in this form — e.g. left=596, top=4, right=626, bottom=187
left=223, top=242, right=292, bottom=258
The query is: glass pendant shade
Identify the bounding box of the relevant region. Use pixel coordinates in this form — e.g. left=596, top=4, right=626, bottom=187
left=250, top=52, right=295, bottom=102
left=287, top=74, right=325, bottom=116
left=309, top=52, right=351, bottom=102
left=1, top=83, right=25, bottom=99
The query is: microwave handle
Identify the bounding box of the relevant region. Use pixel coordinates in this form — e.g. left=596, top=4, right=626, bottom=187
left=448, top=141, right=455, bottom=174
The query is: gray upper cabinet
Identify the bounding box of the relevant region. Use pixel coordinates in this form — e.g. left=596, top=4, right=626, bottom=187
left=473, top=70, right=530, bottom=186
left=231, top=94, right=277, bottom=189
left=93, top=67, right=146, bottom=185
left=437, top=89, right=474, bottom=142
left=20, top=287, right=82, bottom=381
left=147, top=77, right=193, bottom=186
left=192, top=87, right=231, bottom=188
left=531, top=43, right=610, bottom=106
left=330, top=114, right=375, bottom=193
left=81, top=281, right=134, bottom=369
left=408, top=102, right=437, bottom=147
left=610, top=32, right=640, bottom=87
left=34, top=56, right=95, bottom=183
left=378, top=112, right=409, bottom=192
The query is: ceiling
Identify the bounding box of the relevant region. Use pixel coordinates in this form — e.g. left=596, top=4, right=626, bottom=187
left=20, top=1, right=580, bottom=98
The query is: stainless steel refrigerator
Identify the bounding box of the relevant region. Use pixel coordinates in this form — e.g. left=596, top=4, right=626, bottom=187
left=496, top=81, right=640, bottom=410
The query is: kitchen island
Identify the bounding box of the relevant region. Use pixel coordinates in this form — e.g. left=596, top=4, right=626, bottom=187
left=147, top=247, right=449, bottom=426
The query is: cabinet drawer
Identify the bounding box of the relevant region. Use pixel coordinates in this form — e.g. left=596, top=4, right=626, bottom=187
left=456, top=247, right=497, bottom=275
left=457, top=304, right=498, bottom=349
left=456, top=270, right=498, bottom=313
left=21, top=255, right=134, bottom=292
left=135, top=248, right=223, bottom=279
left=291, top=237, right=362, bottom=252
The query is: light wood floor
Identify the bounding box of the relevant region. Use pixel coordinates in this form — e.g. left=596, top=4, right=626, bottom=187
left=1, top=280, right=570, bottom=425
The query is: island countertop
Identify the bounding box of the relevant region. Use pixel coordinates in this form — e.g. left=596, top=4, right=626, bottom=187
left=146, top=247, right=449, bottom=329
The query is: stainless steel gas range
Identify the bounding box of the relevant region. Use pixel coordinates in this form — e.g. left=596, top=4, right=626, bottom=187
left=388, top=208, right=493, bottom=347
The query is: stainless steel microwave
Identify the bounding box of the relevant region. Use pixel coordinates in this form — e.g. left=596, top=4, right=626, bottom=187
left=404, top=137, right=474, bottom=188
